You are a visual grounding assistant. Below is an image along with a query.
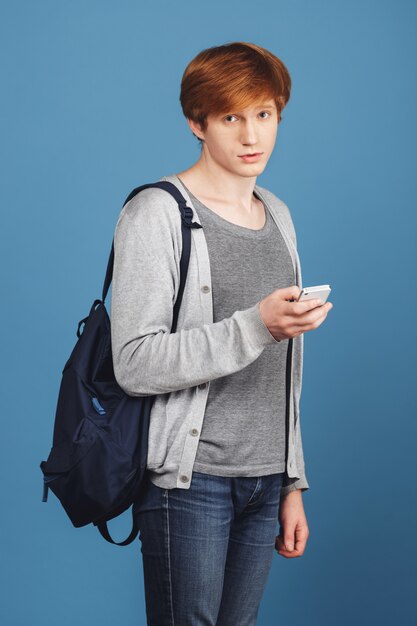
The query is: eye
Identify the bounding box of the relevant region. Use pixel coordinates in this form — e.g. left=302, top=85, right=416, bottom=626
left=224, top=114, right=238, bottom=123
left=223, top=111, right=273, bottom=123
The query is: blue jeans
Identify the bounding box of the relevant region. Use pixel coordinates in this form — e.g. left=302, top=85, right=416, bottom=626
left=134, top=469, right=285, bottom=625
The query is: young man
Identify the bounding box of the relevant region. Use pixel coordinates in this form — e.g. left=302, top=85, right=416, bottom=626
left=111, top=41, right=332, bottom=625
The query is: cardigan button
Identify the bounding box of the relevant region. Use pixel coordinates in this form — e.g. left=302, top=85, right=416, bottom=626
left=180, top=475, right=189, bottom=483
left=201, top=285, right=210, bottom=293
left=190, top=428, right=199, bottom=436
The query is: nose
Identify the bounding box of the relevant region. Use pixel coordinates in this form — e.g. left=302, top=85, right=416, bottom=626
left=240, top=119, right=258, bottom=146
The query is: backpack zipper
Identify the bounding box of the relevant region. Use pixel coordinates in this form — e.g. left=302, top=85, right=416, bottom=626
left=91, top=395, right=106, bottom=415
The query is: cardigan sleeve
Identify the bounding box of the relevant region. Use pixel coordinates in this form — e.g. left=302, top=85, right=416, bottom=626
left=110, top=193, right=278, bottom=397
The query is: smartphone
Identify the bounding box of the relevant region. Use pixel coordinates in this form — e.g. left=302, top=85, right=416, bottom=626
left=296, top=284, right=331, bottom=305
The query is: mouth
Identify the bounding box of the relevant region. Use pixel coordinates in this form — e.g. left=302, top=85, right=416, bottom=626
left=238, top=152, right=263, bottom=162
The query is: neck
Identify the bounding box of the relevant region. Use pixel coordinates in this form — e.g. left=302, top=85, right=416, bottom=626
left=176, top=160, right=258, bottom=211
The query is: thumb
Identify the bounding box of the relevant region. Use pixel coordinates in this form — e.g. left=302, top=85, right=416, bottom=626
left=283, top=531, right=295, bottom=552
left=278, top=285, right=300, bottom=302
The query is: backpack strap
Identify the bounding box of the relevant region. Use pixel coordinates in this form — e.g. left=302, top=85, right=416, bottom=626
left=96, top=181, right=202, bottom=546
left=97, top=515, right=141, bottom=547
left=101, top=181, right=202, bottom=333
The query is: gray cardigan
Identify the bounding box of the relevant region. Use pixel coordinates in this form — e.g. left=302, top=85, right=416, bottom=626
left=110, top=173, right=309, bottom=496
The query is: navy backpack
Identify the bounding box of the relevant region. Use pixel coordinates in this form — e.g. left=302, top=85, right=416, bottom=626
left=39, top=181, right=202, bottom=546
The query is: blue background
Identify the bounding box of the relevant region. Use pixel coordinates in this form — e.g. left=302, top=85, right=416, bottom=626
left=1, top=1, right=416, bottom=624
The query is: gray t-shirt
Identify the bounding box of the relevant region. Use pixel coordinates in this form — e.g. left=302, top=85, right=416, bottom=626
left=181, top=183, right=295, bottom=477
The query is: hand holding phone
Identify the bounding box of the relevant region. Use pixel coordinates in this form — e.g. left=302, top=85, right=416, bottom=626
left=258, top=284, right=333, bottom=342
left=296, top=284, right=331, bottom=306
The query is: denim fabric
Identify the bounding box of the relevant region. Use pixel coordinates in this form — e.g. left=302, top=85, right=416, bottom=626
left=134, top=470, right=285, bottom=625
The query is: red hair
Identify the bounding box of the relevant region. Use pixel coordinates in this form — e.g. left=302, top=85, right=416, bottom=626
left=179, top=41, right=291, bottom=143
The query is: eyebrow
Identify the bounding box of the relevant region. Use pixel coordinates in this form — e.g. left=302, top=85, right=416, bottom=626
left=228, top=104, right=276, bottom=114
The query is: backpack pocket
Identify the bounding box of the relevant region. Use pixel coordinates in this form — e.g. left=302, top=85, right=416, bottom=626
left=40, top=415, right=137, bottom=527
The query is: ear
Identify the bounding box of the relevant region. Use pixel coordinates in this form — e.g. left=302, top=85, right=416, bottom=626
left=186, top=117, right=205, bottom=141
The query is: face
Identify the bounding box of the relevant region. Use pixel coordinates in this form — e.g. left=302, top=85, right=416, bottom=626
left=188, top=98, right=279, bottom=177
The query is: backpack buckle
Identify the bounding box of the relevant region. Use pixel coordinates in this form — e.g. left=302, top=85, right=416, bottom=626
left=179, top=203, right=203, bottom=229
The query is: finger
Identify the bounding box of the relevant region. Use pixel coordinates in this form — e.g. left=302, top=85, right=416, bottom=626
left=281, top=285, right=302, bottom=300
left=294, top=526, right=308, bottom=553
left=292, top=300, right=333, bottom=329
left=275, top=534, right=289, bottom=549
left=294, top=533, right=306, bottom=553
left=289, top=307, right=326, bottom=331
left=290, top=298, right=324, bottom=315
left=275, top=536, right=301, bottom=558
left=282, top=530, right=295, bottom=552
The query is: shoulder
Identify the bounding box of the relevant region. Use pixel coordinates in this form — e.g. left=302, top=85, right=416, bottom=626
left=113, top=185, right=184, bottom=264
left=255, top=183, right=297, bottom=246
left=117, top=186, right=181, bottom=233
left=115, top=185, right=183, bottom=252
